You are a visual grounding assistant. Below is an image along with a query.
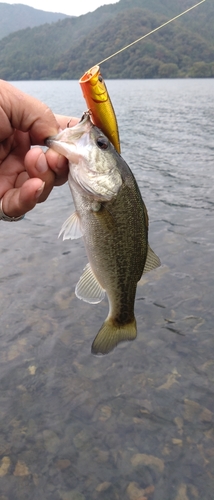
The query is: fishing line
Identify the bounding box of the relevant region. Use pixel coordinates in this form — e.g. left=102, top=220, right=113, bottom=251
left=96, top=0, right=206, bottom=66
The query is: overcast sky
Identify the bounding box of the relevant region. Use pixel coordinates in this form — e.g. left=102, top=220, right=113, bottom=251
left=3, top=0, right=119, bottom=16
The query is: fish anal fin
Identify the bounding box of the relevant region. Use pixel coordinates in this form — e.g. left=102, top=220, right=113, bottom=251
left=75, top=263, right=105, bottom=304
left=91, top=317, right=137, bottom=355
left=143, top=244, right=161, bottom=275
left=58, top=211, right=83, bottom=240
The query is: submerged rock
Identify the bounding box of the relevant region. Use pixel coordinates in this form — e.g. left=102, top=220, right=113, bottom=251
left=0, top=457, right=10, bottom=477
left=131, top=453, right=164, bottom=473
left=13, top=460, right=30, bottom=477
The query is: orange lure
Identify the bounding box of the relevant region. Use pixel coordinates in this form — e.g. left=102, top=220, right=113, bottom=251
left=79, top=65, right=120, bottom=153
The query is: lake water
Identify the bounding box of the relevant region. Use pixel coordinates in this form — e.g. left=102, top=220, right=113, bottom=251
left=0, top=79, right=214, bottom=500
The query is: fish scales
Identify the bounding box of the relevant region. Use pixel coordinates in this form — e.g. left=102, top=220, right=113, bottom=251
left=72, top=160, right=148, bottom=323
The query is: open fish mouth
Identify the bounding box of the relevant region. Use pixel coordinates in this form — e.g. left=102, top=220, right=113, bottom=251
left=45, top=113, right=93, bottom=160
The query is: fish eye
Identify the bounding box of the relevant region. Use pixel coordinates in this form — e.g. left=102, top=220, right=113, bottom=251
left=96, top=136, right=109, bottom=150
left=98, top=75, right=103, bottom=82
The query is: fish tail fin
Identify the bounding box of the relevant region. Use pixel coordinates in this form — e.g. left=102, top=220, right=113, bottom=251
left=91, top=317, right=137, bottom=355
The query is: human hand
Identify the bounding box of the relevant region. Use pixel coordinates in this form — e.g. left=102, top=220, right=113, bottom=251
left=0, top=80, right=78, bottom=220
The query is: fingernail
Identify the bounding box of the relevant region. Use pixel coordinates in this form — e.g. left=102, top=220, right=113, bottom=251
left=35, top=181, right=45, bottom=200
left=36, top=153, right=48, bottom=173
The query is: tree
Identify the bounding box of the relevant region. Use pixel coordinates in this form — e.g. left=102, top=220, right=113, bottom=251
left=158, top=63, right=179, bottom=78
left=189, top=62, right=214, bottom=78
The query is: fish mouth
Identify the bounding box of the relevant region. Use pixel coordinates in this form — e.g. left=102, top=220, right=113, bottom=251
left=45, top=135, right=78, bottom=159
left=45, top=112, right=92, bottom=160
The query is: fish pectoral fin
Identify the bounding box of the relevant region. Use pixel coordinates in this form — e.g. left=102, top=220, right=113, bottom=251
left=142, top=244, right=161, bottom=275
left=91, top=318, right=137, bottom=355
left=58, top=211, right=83, bottom=240
left=75, top=263, right=105, bottom=304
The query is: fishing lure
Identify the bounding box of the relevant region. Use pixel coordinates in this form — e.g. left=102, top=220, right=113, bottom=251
left=79, top=65, right=120, bottom=153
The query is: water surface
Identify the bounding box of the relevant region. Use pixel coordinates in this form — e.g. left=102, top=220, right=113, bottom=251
left=0, top=79, right=214, bottom=500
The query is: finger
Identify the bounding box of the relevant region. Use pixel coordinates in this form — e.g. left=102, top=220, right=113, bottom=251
left=0, top=131, right=31, bottom=198
left=1, top=178, right=45, bottom=218
left=0, top=81, right=60, bottom=144
left=25, top=147, right=69, bottom=191
left=24, top=147, right=56, bottom=202
left=1, top=82, right=80, bottom=146
left=54, top=115, right=79, bottom=130
left=45, top=148, right=69, bottom=185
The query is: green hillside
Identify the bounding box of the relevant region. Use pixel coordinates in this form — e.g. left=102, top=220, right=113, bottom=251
left=0, top=3, right=70, bottom=40
left=0, top=0, right=213, bottom=80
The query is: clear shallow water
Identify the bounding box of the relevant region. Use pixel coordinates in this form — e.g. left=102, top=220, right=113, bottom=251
left=0, top=79, right=214, bottom=500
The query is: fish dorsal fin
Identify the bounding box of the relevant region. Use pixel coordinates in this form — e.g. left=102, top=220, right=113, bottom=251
left=58, top=211, right=83, bottom=240
left=143, top=244, right=161, bottom=274
left=75, top=263, right=105, bottom=304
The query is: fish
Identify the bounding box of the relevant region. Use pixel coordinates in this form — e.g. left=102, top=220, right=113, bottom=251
left=79, top=65, right=121, bottom=153
left=46, top=112, right=160, bottom=355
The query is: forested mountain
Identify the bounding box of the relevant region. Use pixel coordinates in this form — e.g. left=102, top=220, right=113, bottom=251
left=0, top=3, right=70, bottom=40
left=0, top=0, right=213, bottom=80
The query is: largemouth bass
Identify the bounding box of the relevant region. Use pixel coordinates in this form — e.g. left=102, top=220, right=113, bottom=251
left=46, top=113, right=160, bottom=355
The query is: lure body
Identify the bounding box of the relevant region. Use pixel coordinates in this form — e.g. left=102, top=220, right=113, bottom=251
left=79, top=65, right=120, bottom=153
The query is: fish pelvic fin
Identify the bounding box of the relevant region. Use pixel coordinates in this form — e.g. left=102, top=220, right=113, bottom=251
left=91, top=317, right=137, bottom=355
